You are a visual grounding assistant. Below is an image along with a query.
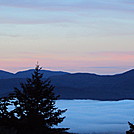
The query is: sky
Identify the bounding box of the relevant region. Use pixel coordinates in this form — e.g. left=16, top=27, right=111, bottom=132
left=0, top=0, right=134, bottom=74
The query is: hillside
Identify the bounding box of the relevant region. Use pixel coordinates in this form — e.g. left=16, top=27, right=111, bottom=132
left=51, top=70, right=134, bottom=100
left=0, top=69, right=134, bottom=100
left=0, top=69, right=68, bottom=79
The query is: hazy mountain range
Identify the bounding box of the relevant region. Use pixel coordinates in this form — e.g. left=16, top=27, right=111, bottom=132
left=0, top=69, right=69, bottom=79
left=0, top=69, right=134, bottom=100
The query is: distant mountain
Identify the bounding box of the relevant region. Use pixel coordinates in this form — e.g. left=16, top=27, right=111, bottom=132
left=0, top=69, right=134, bottom=100
left=0, top=69, right=69, bottom=79
left=15, top=69, right=69, bottom=78
left=0, top=70, right=14, bottom=79
left=50, top=70, right=134, bottom=100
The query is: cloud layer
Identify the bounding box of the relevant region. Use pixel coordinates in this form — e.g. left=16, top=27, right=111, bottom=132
left=0, top=0, right=134, bottom=24
left=0, top=0, right=134, bottom=12
left=0, top=0, right=134, bottom=74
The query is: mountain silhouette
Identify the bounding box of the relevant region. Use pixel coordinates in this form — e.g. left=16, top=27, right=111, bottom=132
left=15, top=69, right=69, bottom=78
left=0, top=69, right=134, bottom=100
left=0, top=69, right=68, bottom=79
left=0, top=70, right=14, bottom=79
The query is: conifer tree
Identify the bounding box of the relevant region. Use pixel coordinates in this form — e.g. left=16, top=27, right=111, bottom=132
left=0, top=97, right=12, bottom=124
left=10, top=65, right=67, bottom=128
left=0, top=65, right=68, bottom=134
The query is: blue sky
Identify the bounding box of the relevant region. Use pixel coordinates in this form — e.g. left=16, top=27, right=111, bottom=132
left=0, top=0, right=134, bottom=74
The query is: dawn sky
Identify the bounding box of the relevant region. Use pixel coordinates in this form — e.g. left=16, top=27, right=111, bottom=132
left=0, top=0, right=134, bottom=74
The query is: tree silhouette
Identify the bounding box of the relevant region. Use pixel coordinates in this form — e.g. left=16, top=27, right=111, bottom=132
left=126, top=122, right=134, bottom=134
left=0, top=65, right=68, bottom=134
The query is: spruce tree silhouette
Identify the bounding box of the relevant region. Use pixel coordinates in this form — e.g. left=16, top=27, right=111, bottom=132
left=0, top=65, right=68, bottom=134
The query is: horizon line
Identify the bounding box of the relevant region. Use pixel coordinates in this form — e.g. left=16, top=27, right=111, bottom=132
left=0, top=66, right=133, bottom=76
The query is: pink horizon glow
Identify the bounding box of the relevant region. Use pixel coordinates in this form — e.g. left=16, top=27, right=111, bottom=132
left=0, top=51, right=134, bottom=74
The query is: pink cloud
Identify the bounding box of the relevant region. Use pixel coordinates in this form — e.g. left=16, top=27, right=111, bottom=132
left=0, top=51, right=134, bottom=74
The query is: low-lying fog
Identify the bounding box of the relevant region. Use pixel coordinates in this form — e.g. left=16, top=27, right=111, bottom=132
left=56, top=100, right=134, bottom=134
left=8, top=99, right=134, bottom=134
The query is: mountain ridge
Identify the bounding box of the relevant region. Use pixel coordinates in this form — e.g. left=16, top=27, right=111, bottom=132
left=0, top=68, right=134, bottom=78
left=0, top=69, right=134, bottom=101
left=0, top=69, right=69, bottom=79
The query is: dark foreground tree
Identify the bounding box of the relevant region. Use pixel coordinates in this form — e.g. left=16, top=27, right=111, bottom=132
left=126, top=122, right=134, bottom=134
left=0, top=65, right=69, bottom=134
